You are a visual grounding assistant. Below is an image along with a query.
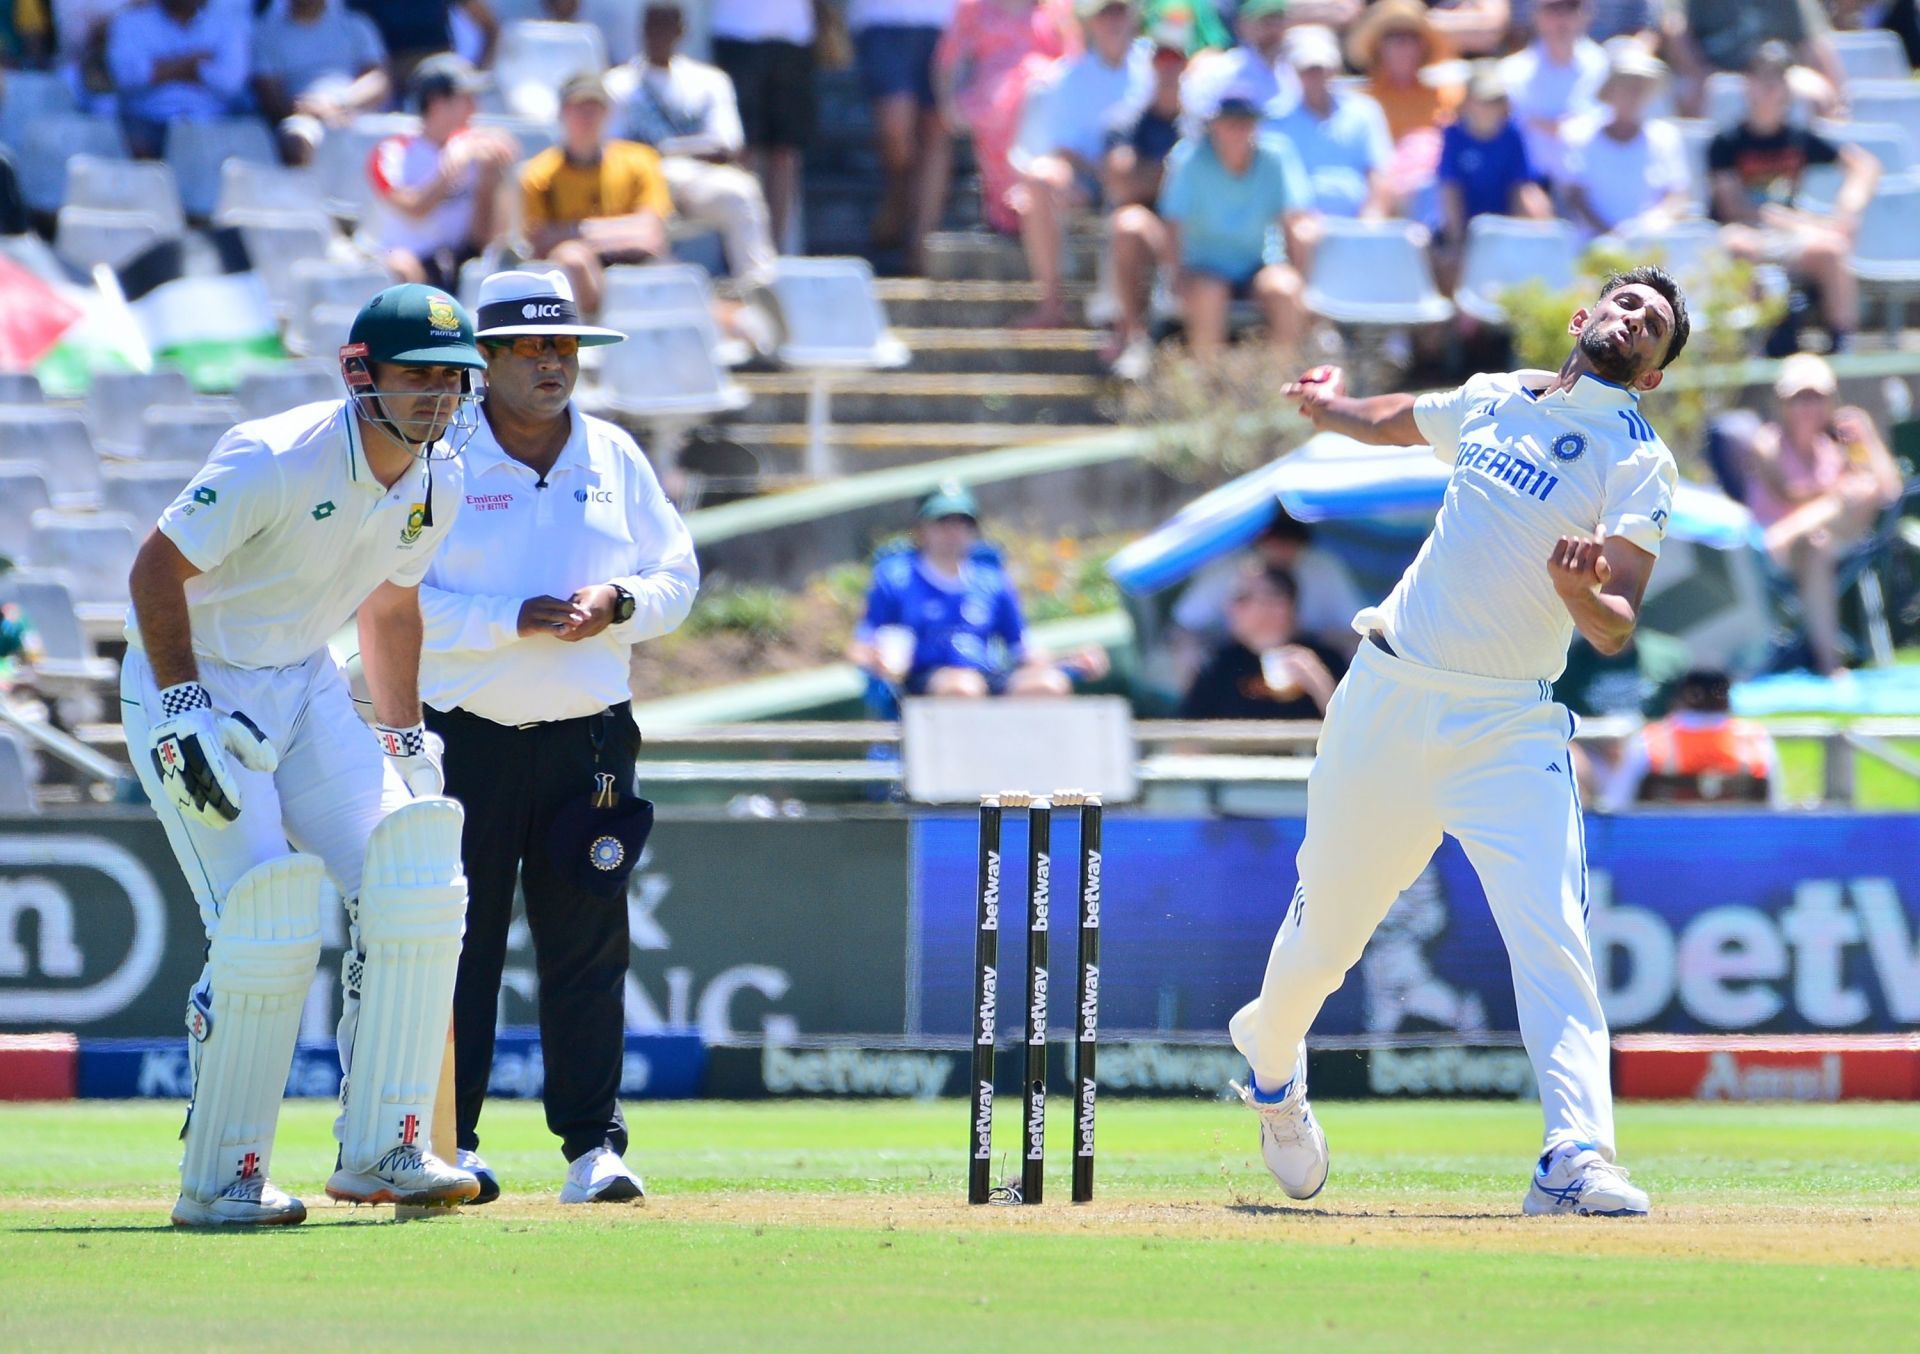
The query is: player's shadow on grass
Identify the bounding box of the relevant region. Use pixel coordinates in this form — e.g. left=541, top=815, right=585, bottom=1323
left=1226, top=1203, right=1510, bottom=1221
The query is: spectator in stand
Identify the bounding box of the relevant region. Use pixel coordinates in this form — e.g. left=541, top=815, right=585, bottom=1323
left=1140, top=0, right=1230, bottom=54
left=1506, top=0, right=1657, bottom=46
left=1433, top=63, right=1553, bottom=293
left=1599, top=669, right=1783, bottom=810
left=933, top=0, right=1075, bottom=236
left=1737, top=353, right=1904, bottom=675
left=1101, top=17, right=1189, bottom=377
left=1, top=2, right=49, bottom=64
left=1665, top=0, right=1846, bottom=118
left=1158, top=80, right=1313, bottom=363
left=611, top=3, right=778, bottom=287
left=1497, top=0, right=1608, bottom=189
left=847, top=482, right=1107, bottom=700
left=253, top=0, right=393, bottom=167
left=1172, top=507, right=1366, bottom=680
left=1348, top=0, right=1463, bottom=219
left=106, top=0, right=249, bottom=157
left=1182, top=0, right=1291, bottom=127
left=1011, top=0, right=1142, bottom=329
left=1179, top=564, right=1347, bottom=720
left=1709, top=42, right=1878, bottom=354
left=709, top=0, right=813, bottom=251
left=368, top=54, right=517, bottom=289
left=520, top=74, right=672, bottom=318
left=1558, top=45, right=1691, bottom=241
left=851, top=0, right=958, bottom=275
left=1266, top=24, right=1395, bottom=220
left=51, top=0, right=123, bottom=107
left=347, top=0, right=497, bottom=75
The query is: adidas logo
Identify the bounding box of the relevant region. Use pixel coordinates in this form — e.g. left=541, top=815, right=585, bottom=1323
left=1545, top=762, right=1563, bottom=773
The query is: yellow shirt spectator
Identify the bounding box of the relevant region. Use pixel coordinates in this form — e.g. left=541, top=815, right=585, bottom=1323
left=519, top=140, right=674, bottom=231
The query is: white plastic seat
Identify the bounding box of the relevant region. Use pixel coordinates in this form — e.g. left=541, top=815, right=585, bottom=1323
left=101, top=461, right=200, bottom=526
left=0, top=571, right=117, bottom=685
left=1846, top=82, right=1920, bottom=155
left=216, top=158, right=325, bottom=222
left=0, top=730, right=37, bottom=815
left=1303, top=218, right=1454, bottom=326
left=316, top=112, right=420, bottom=220
left=27, top=510, right=141, bottom=610
left=583, top=0, right=644, bottom=65
left=0, top=373, right=44, bottom=405
left=1454, top=216, right=1580, bottom=326
left=298, top=302, right=366, bottom=362
left=230, top=212, right=340, bottom=314
left=64, top=154, right=186, bottom=230
left=164, top=118, right=279, bottom=219
left=592, top=313, right=749, bottom=419
left=53, top=206, right=174, bottom=273
left=0, top=463, right=53, bottom=554
left=287, top=260, right=392, bottom=354
left=602, top=263, right=748, bottom=365
left=769, top=257, right=910, bottom=370
left=0, top=70, right=76, bottom=152
left=1832, top=30, right=1910, bottom=84
left=0, top=409, right=103, bottom=507
left=88, top=369, right=196, bottom=457
left=1852, top=174, right=1920, bottom=284
left=1670, top=117, right=1718, bottom=212
left=235, top=362, right=344, bottom=419
left=142, top=402, right=242, bottom=464
left=495, top=21, right=609, bottom=122
left=19, top=116, right=129, bottom=213
left=1609, top=218, right=1721, bottom=289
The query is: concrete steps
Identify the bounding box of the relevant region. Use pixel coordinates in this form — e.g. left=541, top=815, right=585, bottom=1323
left=895, top=327, right=1109, bottom=376
left=723, top=421, right=1115, bottom=475
left=922, top=229, right=1103, bottom=283
left=874, top=278, right=1096, bottom=328
left=729, top=371, right=1109, bottom=426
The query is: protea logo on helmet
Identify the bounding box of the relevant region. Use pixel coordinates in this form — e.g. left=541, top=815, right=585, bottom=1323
left=400, top=503, right=427, bottom=546
left=425, top=294, right=461, bottom=337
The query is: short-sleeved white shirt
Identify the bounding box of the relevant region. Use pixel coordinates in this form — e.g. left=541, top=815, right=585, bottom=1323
left=368, top=133, right=480, bottom=258
left=1559, top=115, right=1691, bottom=234
left=127, top=401, right=464, bottom=670
left=1361, top=370, right=1677, bottom=682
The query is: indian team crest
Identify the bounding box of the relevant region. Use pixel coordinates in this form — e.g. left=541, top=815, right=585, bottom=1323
left=1550, top=432, right=1587, bottom=463
left=589, top=835, right=626, bottom=872
left=425, top=293, right=461, bottom=336
left=400, top=503, right=427, bottom=545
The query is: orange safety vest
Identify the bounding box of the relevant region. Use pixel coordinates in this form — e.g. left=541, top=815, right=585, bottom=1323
left=1636, top=718, right=1773, bottom=805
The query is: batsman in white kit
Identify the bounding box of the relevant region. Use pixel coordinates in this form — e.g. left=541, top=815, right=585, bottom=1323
left=122, top=285, right=489, bottom=1226
left=1229, top=267, right=1690, bottom=1218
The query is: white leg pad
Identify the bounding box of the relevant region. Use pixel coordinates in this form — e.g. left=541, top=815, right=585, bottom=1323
left=179, top=854, right=328, bottom=1202
left=338, top=797, right=467, bottom=1172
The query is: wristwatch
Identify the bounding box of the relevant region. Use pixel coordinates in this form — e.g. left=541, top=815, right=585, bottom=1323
left=610, top=584, right=636, bottom=624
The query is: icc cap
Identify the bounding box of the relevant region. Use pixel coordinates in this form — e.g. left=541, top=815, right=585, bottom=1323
left=344, top=284, right=487, bottom=371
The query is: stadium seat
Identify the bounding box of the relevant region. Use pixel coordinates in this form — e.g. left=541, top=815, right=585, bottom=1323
left=769, top=257, right=910, bottom=370
left=494, top=21, right=609, bottom=121
left=472, top=112, right=556, bottom=161
left=286, top=259, right=391, bottom=355
left=584, top=0, right=645, bottom=65
left=1611, top=217, right=1721, bottom=289
left=0, top=464, right=54, bottom=554
left=315, top=112, right=419, bottom=220
left=1850, top=174, right=1920, bottom=335
left=0, top=729, right=37, bottom=815
left=603, top=263, right=749, bottom=365
left=1670, top=118, right=1718, bottom=212
left=0, top=409, right=103, bottom=507
left=1832, top=29, right=1909, bottom=84
left=0, top=70, right=75, bottom=152
left=1303, top=219, right=1454, bottom=326
left=0, top=571, right=117, bottom=685
left=234, top=362, right=344, bottom=419
left=64, top=155, right=186, bottom=231
left=27, top=510, right=140, bottom=610
left=230, top=212, right=341, bottom=315
left=592, top=313, right=749, bottom=420
left=215, top=158, right=325, bottom=222
left=1846, top=81, right=1920, bottom=155
left=164, top=118, right=279, bottom=220
left=297, top=302, right=364, bottom=361
left=0, top=373, right=45, bottom=405
left=101, top=461, right=199, bottom=527
left=18, top=115, right=129, bottom=214
left=1797, top=122, right=1908, bottom=213
left=141, top=402, right=242, bottom=464
left=1453, top=216, right=1580, bottom=326
left=88, top=369, right=195, bottom=458
left=53, top=206, right=174, bottom=273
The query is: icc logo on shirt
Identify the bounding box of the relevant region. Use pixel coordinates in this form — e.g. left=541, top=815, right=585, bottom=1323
left=575, top=488, right=613, bottom=503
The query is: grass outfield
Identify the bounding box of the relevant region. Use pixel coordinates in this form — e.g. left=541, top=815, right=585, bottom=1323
left=2, top=1100, right=1916, bottom=1352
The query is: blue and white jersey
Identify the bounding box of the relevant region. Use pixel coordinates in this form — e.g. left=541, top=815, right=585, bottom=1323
left=1360, top=370, right=1677, bottom=683
left=857, top=545, right=1027, bottom=682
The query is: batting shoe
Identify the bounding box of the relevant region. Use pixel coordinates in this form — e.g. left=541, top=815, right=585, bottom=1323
left=560, top=1147, right=645, bottom=1204
left=171, top=1176, right=307, bottom=1228
left=1522, top=1142, right=1650, bottom=1217
left=457, top=1149, right=501, bottom=1205
left=326, top=1145, right=480, bottom=1208
left=1230, top=1042, right=1330, bottom=1201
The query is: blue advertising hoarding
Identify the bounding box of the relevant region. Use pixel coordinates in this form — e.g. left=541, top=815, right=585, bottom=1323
left=911, top=814, right=1920, bottom=1040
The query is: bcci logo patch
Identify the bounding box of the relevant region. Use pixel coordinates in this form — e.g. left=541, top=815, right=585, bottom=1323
left=400, top=503, right=426, bottom=546
left=425, top=294, right=461, bottom=337
left=1550, top=432, right=1587, bottom=463
left=589, top=835, right=626, bottom=873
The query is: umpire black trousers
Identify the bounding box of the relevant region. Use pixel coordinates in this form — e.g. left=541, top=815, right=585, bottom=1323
left=426, top=701, right=640, bottom=1164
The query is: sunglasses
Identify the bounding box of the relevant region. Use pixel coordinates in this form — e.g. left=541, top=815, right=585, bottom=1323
left=486, top=335, right=580, bottom=358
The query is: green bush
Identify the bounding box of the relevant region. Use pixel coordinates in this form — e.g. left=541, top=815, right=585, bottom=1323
left=681, top=585, right=799, bottom=644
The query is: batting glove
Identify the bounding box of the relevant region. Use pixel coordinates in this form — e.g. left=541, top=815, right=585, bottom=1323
left=148, top=682, right=277, bottom=827
left=376, top=722, right=445, bottom=797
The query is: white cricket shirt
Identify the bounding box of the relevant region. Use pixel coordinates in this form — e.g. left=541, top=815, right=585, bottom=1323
left=130, top=401, right=463, bottom=669
left=417, top=403, right=699, bottom=725
left=1361, top=370, right=1678, bottom=683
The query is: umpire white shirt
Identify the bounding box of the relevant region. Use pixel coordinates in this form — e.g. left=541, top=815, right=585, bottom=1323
left=126, top=400, right=460, bottom=668
left=417, top=403, right=699, bottom=724
left=1361, top=370, right=1678, bottom=683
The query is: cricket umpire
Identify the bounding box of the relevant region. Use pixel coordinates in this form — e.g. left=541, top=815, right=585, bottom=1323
left=416, top=268, right=699, bottom=1204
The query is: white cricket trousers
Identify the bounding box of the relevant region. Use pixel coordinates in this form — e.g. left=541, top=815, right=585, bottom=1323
left=1229, top=638, right=1616, bottom=1158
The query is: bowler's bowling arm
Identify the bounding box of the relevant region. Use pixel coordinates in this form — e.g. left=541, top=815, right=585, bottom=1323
left=1300, top=392, right=1423, bottom=447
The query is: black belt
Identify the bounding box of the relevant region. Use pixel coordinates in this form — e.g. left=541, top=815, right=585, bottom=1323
left=1368, top=631, right=1396, bottom=658
left=432, top=700, right=632, bottom=734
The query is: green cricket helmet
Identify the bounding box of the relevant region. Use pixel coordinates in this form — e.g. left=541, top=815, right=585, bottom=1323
left=339, top=283, right=487, bottom=461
